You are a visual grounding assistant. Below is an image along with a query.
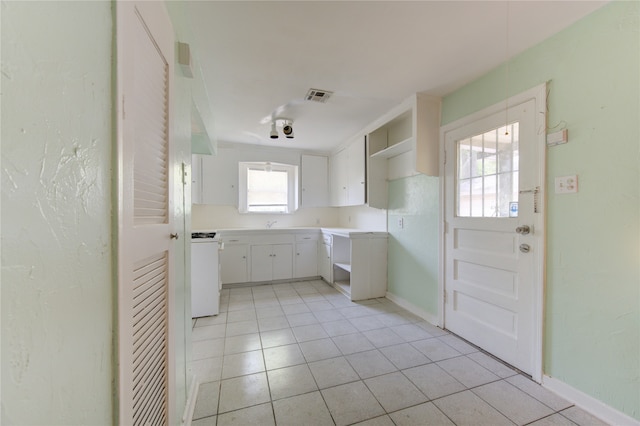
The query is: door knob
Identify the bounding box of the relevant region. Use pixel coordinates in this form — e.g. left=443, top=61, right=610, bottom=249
left=170, top=233, right=179, bottom=240
left=519, top=244, right=531, bottom=253
left=515, top=225, right=530, bottom=235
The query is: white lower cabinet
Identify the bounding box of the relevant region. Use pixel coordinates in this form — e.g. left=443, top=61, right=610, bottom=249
left=295, top=242, right=318, bottom=278
left=216, top=229, right=385, bottom=294
left=220, top=244, right=248, bottom=284
left=318, top=239, right=332, bottom=283
left=251, top=244, right=293, bottom=282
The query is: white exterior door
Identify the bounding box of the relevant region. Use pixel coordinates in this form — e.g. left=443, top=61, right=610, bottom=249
left=443, top=86, right=546, bottom=378
left=117, top=2, right=175, bottom=424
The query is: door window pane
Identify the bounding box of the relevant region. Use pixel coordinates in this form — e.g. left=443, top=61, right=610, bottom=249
left=457, top=123, right=519, bottom=217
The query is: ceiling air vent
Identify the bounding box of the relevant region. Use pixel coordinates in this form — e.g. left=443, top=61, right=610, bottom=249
left=305, top=88, right=333, bottom=103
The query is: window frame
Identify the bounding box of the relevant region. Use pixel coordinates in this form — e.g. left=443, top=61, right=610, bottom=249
left=238, top=161, right=299, bottom=214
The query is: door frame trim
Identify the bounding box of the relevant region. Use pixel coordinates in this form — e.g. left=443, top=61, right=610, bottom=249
left=438, top=83, right=547, bottom=382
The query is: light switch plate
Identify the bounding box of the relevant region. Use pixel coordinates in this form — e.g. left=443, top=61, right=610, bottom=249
left=555, top=175, right=578, bottom=194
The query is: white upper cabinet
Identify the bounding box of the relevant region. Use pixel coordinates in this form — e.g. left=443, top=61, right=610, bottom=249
left=330, top=137, right=366, bottom=207
left=191, top=154, right=202, bottom=204
left=301, top=154, right=329, bottom=207
left=368, top=93, right=441, bottom=175
left=201, top=150, right=238, bottom=206
left=346, top=139, right=366, bottom=206
left=330, top=148, right=348, bottom=206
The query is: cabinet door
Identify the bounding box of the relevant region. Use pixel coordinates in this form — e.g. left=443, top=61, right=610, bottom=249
left=301, top=154, right=329, bottom=207
left=294, top=242, right=318, bottom=278
left=191, top=154, right=202, bottom=204
left=318, top=243, right=332, bottom=283
left=271, top=244, right=293, bottom=281
left=330, top=149, right=348, bottom=206
left=220, top=244, right=248, bottom=284
left=347, top=138, right=366, bottom=206
left=251, top=244, right=273, bottom=282
left=201, top=151, right=237, bottom=206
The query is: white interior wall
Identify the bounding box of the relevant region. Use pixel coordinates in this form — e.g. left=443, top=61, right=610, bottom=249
left=337, top=205, right=388, bottom=231
left=192, top=204, right=340, bottom=230
left=1, top=2, right=114, bottom=424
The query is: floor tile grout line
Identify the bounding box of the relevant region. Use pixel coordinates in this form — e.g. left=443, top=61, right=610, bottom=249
left=194, top=281, right=572, bottom=426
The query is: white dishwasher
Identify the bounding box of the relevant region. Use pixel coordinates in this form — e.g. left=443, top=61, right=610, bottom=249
left=191, top=232, right=221, bottom=318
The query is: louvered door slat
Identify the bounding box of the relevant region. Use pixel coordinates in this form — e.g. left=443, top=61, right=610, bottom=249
left=134, top=339, right=165, bottom=396
left=133, top=308, right=165, bottom=361
left=133, top=309, right=165, bottom=364
left=132, top=6, right=169, bottom=227
left=134, top=188, right=166, bottom=204
left=131, top=249, right=168, bottom=424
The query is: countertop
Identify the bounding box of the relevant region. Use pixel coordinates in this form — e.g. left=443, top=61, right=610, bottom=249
left=192, top=227, right=388, bottom=239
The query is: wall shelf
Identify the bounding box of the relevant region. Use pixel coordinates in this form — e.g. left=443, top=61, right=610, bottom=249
left=366, top=93, right=441, bottom=209
left=369, top=137, right=412, bottom=159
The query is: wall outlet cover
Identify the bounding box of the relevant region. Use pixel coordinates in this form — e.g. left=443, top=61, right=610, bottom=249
left=555, top=175, right=578, bottom=194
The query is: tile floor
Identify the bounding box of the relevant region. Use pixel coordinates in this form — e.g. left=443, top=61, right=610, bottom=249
left=191, top=280, right=607, bottom=426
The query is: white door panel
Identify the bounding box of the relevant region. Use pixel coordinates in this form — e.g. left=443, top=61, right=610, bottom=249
left=117, top=2, right=175, bottom=424
left=443, top=89, right=545, bottom=378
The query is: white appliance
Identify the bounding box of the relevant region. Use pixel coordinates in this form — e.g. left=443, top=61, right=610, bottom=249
left=191, top=232, right=221, bottom=318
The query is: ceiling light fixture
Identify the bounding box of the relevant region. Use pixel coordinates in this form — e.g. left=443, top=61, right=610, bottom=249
left=269, top=119, right=294, bottom=140
left=282, top=121, right=294, bottom=139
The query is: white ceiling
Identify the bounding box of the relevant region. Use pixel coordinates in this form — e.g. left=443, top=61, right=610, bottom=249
left=186, top=1, right=608, bottom=153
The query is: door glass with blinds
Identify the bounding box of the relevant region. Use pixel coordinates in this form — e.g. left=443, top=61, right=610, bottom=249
left=457, top=123, right=519, bottom=218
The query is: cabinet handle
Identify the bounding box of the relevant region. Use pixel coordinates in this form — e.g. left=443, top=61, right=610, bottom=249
left=229, top=239, right=239, bottom=242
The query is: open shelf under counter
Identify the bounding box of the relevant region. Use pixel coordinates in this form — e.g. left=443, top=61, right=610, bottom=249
left=333, top=262, right=352, bottom=273
left=333, top=280, right=351, bottom=298
left=321, top=228, right=388, bottom=301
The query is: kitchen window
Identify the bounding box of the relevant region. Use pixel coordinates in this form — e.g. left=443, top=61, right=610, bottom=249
left=238, top=161, right=298, bottom=213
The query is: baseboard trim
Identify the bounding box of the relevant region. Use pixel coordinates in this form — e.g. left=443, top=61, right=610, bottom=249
left=542, top=375, right=639, bottom=426
left=222, top=276, right=320, bottom=289
left=181, top=375, right=199, bottom=426
left=385, top=291, right=438, bottom=325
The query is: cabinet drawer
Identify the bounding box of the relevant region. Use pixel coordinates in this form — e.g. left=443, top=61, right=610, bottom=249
left=220, top=235, right=251, bottom=244
left=296, top=233, right=319, bottom=243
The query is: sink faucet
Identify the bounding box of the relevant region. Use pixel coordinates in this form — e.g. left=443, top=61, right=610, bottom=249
left=266, top=220, right=277, bottom=229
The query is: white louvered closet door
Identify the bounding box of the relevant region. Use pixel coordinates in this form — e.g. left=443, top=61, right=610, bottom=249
left=117, top=2, right=175, bottom=425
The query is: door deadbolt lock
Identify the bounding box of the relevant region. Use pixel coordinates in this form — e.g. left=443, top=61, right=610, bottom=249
left=515, top=225, right=531, bottom=235
left=519, top=244, right=531, bottom=253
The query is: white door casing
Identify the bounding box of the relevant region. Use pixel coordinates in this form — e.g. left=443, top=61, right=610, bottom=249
left=441, top=85, right=546, bottom=381
left=117, top=2, right=176, bottom=424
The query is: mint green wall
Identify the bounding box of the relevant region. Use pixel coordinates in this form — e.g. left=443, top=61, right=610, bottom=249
left=1, top=1, right=114, bottom=423
left=441, top=1, right=639, bottom=420
left=387, top=175, right=440, bottom=318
